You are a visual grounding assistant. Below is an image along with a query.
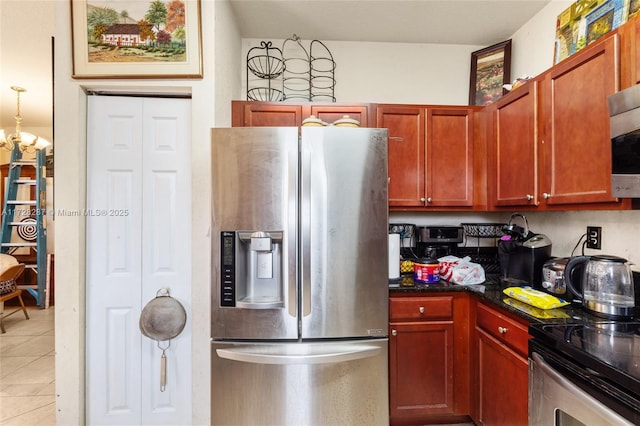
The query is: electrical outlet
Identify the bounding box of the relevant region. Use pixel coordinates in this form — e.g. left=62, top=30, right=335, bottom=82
left=586, top=226, right=602, bottom=250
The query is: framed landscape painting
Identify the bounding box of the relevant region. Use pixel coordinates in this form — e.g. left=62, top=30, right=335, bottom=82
left=71, top=0, right=202, bottom=78
left=469, top=39, right=511, bottom=106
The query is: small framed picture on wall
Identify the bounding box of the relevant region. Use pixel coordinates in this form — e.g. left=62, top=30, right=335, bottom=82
left=469, top=39, right=512, bottom=106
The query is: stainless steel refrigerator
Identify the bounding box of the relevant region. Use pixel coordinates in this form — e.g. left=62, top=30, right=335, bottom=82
left=211, top=126, right=389, bottom=425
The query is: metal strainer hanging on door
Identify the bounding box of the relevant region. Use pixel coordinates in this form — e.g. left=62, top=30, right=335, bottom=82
left=139, top=288, right=187, bottom=392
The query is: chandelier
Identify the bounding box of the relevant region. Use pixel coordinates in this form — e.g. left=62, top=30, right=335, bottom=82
left=0, top=86, right=51, bottom=154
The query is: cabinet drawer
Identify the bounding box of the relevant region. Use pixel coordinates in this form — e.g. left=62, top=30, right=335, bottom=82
left=390, top=296, right=453, bottom=321
left=477, top=303, right=529, bottom=357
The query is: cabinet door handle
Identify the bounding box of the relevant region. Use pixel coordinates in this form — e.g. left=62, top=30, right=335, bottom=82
left=526, top=194, right=534, bottom=201
left=419, top=306, right=425, bottom=314
left=420, top=197, right=426, bottom=203
left=498, top=326, right=508, bottom=334
left=391, top=329, right=397, bottom=336
left=542, top=192, right=551, bottom=199
left=426, top=197, right=433, bottom=203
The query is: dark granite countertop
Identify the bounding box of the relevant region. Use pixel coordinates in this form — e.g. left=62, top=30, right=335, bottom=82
left=389, top=274, right=597, bottom=325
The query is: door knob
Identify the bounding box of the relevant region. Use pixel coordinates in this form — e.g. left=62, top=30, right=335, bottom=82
left=419, top=306, right=425, bottom=314
left=526, top=194, right=534, bottom=201
left=542, top=193, right=551, bottom=199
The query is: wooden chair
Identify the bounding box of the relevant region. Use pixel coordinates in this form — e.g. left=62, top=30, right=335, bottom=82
left=0, top=264, right=28, bottom=333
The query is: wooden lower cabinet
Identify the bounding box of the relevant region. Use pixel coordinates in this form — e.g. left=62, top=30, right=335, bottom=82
left=388, top=293, right=531, bottom=425
left=472, top=301, right=530, bottom=426
left=476, top=328, right=529, bottom=425
left=390, top=321, right=454, bottom=420
left=389, top=293, right=471, bottom=425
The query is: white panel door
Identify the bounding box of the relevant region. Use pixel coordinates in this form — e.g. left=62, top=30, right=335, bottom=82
left=86, top=95, right=192, bottom=425
left=140, top=98, right=192, bottom=424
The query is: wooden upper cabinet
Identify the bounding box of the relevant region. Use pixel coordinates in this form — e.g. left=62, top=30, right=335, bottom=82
left=491, top=80, right=539, bottom=208
left=631, top=18, right=640, bottom=86
left=427, top=107, right=474, bottom=207
left=377, top=105, right=426, bottom=207
left=618, top=14, right=640, bottom=88
left=540, top=33, right=621, bottom=207
left=232, top=101, right=302, bottom=127
left=376, top=104, right=476, bottom=209
left=309, top=104, right=370, bottom=127
left=231, top=101, right=371, bottom=127
left=489, top=32, right=631, bottom=211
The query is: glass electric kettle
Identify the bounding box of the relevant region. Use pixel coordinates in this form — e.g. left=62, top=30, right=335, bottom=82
left=565, top=255, right=636, bottom=319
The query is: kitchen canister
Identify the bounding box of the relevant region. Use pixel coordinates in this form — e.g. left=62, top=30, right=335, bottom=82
left=388, top=233, right=401, bottom=280
left=414, top=258, right=440, bottom=283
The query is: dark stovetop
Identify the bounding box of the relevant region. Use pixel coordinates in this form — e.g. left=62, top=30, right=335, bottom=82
left=530, top=321, right=640, bottom=399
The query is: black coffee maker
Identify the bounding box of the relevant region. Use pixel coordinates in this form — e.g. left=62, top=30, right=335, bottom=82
left=417, top=226, right=463, bottom=259
left=498, top=213, right=552, bottom=287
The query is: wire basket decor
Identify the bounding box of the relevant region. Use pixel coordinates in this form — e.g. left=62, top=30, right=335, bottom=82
left=282, top=34, right=311, bottom=102
left=247, top=87, right=285, bottom=102
left=389, top=223, right=417, bottom=240
left=246, top=35, right=336, bottom=102
left=246, top=41, right=285, bottom=102
left=309, top=39, right=336, bottom=102
left=247, top=42, right=285, bottom=79
left=461, top=223, right=506, bottom=239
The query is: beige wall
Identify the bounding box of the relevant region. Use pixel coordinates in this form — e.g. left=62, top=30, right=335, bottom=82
left=510, top=1, right=574, bottom=79
left=242, top=38, right=484, bottom=105
left=240, top=2, right=573, bottom=105
left=0, top=1, right=54, bottom=132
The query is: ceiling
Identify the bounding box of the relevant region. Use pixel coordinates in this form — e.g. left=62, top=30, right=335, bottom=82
left=228, top=0, right=552, bottom=45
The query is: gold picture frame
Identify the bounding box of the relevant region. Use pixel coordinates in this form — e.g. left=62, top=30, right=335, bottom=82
left=71, top=0, right=203, bottom=79
left=469, top=39, right=512, bottom=106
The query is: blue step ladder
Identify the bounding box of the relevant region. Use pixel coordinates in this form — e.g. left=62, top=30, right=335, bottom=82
left=0, top=144, right=47, bottom=307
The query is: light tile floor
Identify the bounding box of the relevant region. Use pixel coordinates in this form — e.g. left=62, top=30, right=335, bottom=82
left=0, top=306, right=55, bottom=425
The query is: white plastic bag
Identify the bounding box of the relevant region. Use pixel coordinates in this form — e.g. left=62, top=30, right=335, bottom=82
left=437, top=255, right=486, bottom=285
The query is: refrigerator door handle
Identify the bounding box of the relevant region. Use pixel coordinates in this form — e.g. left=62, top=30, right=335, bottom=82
left=216, top=343, right=382, bottom=365
left=300, top=143, right=324, bottom=317
left=301, top=145, right=311, bottom=316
